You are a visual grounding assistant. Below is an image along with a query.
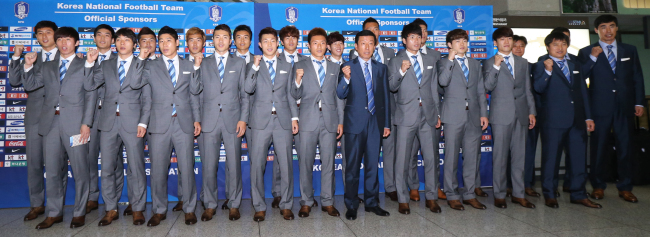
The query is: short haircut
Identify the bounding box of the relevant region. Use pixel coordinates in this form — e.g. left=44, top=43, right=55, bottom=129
left=513, top=35, right=528, bottom=45
left=446, top=29, right=468, bottom=45
left=234, top=25, right=252, bottom=38
left=326, top=32, right=344, bottom=45
left=307, top=27, right=327, bottom=44
left=544, top=32, right=570, bottom=47
left=158, top=26, right=178, bottom=40
left=258, top=27, right=278, bottom=42
left=214, top=24, right=231, bottom=38
left=401, top=23, right=422, bottom=39
left=363, top=17, right=379, bottom=29
left=594, top=14, right=618, bottom=28
left=355, top=30, right=376, bottom=44
left=137, top=27, right=156, bottom=42
left=94, top=24, right=115, bottom=38
left=115, top=28, right=137, bottom=44
left=279, top=25, right=299, bottom=40
left=412, top=18, right=428, bottom=29
left=54, top=27, right=80, bottom=42
left=186, top=27, right=206, bottom=42
left=492, top=27, right=514, bottom=40
left=551, top=27, right=570, bottom=35
left=34, top=20, right=57, bottom=33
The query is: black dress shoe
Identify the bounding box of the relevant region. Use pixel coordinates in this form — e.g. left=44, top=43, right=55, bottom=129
left=221, top=199, right=230, bottom=210
left=365, top=206, right=390, bottom=216
left=345, top=209, right=357, bottom=220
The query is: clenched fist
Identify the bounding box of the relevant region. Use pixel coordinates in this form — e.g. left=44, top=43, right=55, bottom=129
left=193, top=53, right=203, bottom=67
left=448, top=49, right=457, bottom=61
left=591, top=46, right=603, bottom=57
left=296, top=68, right=304, bottom=84
left=401, top=60, right=411, bottom=73
left=23, top=52, right=37, bottom=68
left=140, top=47, right=151, bottom=60
left=86, top=48, right=98, bottom=64
left=544, top=58, right=554, bottom=72
left=494, top=54, right=504, bottom=66
left=13, top=45, right=24, bottom=58
left=253, top=55, right=262, bottom=67
left=342, top=65, right=351, bottom=80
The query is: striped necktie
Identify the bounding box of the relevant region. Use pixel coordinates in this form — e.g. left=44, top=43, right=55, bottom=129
left=117, top=60, right=126, bottom=111
left=412, top=55, right=422, bottom=84
left=504, top=56, right=514, bottom=77
left=457, top=57, right=469, bottom=82
left=99, top=55, right=106, bottom=64
left=607, top=45, right=616, bottom=73
left=373, top=47, right=381, bottom=63
left=289, top=55, right=295, bottom=67
left=364, top=62, right=375, bottom=115
left=314, top=59, right=325, bottom=87
left=45, top=52, right=52, bottom=62
left=59, top=59, right=68, bottom=83
left=218, top=56, right=225, bottom=83
left=168, top=59, right=176, bottom=116
left=267, top=60, right=275, bottom=85
left=557, top=60, right=571, bottom=83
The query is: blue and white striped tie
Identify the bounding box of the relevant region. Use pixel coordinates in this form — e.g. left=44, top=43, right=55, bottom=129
left=373, top=48, right=381, bottom=63
left=168, top=59, right=176, bottom=116
left=607, top=45, right=616, bottom=74
left=240, top=55, right=246, bottom=60
left=117, top=60, right=126, bottom=111
left=364, top=62, right=375, bottom=115
left=99, top=55, right=106, bottom=64
left=504, top=56, right=514, bottom=77
left=412, top=55, right=422, bottom=84
left=59, top=59, right=68, bottom=83
left=314, top=59, right=325, bottom=87
left=289, top=55, right=295, bottom=67
left=267, top=60, right=275, bottom=85
left=457, top=57, right=469, bottom=82
left=45, top=52, right=52, bottom=62
left=218, top=56, right=225, bottom=83
left=557, top=60, right=571, bottom=83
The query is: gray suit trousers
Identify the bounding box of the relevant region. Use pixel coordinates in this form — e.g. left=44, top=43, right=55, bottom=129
left=26, top=123, right=45, bottom=207
left=299, top=113, right=337, bottom=207
left=88, top=121, right=100, bottom=202
left=492, top=120, right=527, bottom=199
left=383, top=126, right=421, bottom=192
left=443, top=120, right=482, bottom=200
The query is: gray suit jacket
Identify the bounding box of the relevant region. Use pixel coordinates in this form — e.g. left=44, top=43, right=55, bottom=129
left=9, top=51, right=60, bottom=126
left=388, top=50, right=440, bottom=127
left=22, top=56, right=97, bottom=136
left=199, top=54, right=249, bottom=134
left=349, top=45, right=396, bottom=64
left=483, top=55, right=536, bottom=126
left=85, top=56, right=152, bottom=133
left=291, top=58, right=344, bottom=133
left=437, top=57, right=488, bottom=127
left=130, top=56, right=202, bottom=134
left=245, top=57, right=298, bottom=130
left=92, top=52, right=118, bottom=127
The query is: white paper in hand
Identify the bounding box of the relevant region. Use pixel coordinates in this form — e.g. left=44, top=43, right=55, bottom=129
left=70, top=134, right=90, bottom=147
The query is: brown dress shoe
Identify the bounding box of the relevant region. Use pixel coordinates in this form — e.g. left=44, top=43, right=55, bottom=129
left=463, top=198, right=487, bottom=210
left=172, top=201, right=183, bottom=212
left=312, top=200, right=319, bottom=207
left=425, top=200, right=441, bottom=213
left=86, top=201, right=99, bottom=214
left=385, top=191, right=398, bottom=201
left=253, top=211, right=266, bottom=222
left=398, top=203, right=410, bottom=215
left=410, top=190, right=420, bottom=201
left=185, top=212, right=197, bottom=225
left=70, top=215, right=85, bottom=228
left=280, top=209, right=294, bottom=220
left=321, top=206, right=340, bottom=217
left=221, top=199, right=230, bottom=210
left=201, top=208, right=216, bottom=221
left=123, top=204, right=133, bottom=216
left=298, top=205, right=311, bottom=218
left=571, top=199, right=602, bottom=209
left=132, top=211, right=145, bottom=225
left=358, top=197, right=364, bottom=204
left=98, top=210, right=119, bottom=226
left=229, top=208, right=241, bottom=221
left=506, top=188, right=513, bottom=198
left=35, top=216, right=63, bottom=229
left=271, top=197, right=282, bottom=208
left=512, top=197, right=536, bottom=209
left=590, top=189, right=604, bottom=200
left=525, top=188, right=541, bottom=197
left=494, top=198, right=507, bottom=209
left=147, top=213, right=166, bottom=227
left=24, top=206, right=45, bottom=221
left=545, top=198, right=559, bottom=208
left=438, top=188, right=447, bottom=200
left=562, top=186, right=571, bottom=193
left=475, top=188, right=488, bottom=197
left=619, top=191, right=638, bottom=203
left=448, top=200, right=465, bottom=211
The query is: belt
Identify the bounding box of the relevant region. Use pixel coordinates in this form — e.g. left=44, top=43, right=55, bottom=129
left=319, top=107, right=322, bottom=111
left=466, top=105, right=469, bottom=110
left=116, top=112, right=120, bottom=116
left=172, top=114, right=177, bottom=117
left=54, top=110, right=60, bottom=115
left=271, top=111, right=277, bottom=115
left=220, top=108, right=222, bottom=112
left=419, top=102, right=422, bottom=106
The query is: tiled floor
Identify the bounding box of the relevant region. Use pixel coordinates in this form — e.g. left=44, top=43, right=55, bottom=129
left=2, top=183, right=650, bottom=237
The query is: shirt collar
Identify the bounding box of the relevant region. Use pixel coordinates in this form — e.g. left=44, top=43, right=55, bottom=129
left=99, top=50, right=112, bottom=57
left=405, top=50, right=421, bottom=58
left=329, top=56, right=342, bottom=64
left=284, top=50, right=298, bottom=57
left=188, top=55, right=194, bottom=62
left=549, top=55, right=565, bottom=63
left=420, top=45, right=428, bottom=54
left=455, top=55, right=467, bottom=60
left=263, top=55, right=277, bottom=63
left=310, top=55, right=325, bottom=63
left=61, top=54, right=76, bottom=63
left=43, top=47, right=58, bottom=55
left=497, top=51, right=513, bottom=58
left=236, top=51, right=250, bottom=57
left=215, top=51, right=228, bottom=59
left=161, top=54, right=179, bottom=63
left=117, top=54, right=134, bottom=64
left=358, top=57, right=371, bottom=66
left=599, top=39, right=617, bottom=50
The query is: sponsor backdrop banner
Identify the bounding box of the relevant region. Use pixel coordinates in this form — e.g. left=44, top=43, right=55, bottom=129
left=0, top=0, right=493, bottom=208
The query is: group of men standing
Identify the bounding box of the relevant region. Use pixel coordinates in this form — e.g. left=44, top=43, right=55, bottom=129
left=8, top=13, right=643, bottom=229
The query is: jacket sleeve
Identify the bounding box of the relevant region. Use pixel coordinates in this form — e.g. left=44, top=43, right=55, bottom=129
left=336, top=63, right=350, bottom=99
left=287, top=66, right=299, bottom=119
left=82, top=80, right=98, bottom=127
left=437, top=58, right=454, bottom=87
left=129, top=59, right=149, bottom=90
left=483, top=58, right=499, bottom=91
left=290, top=64, right=303, bottom=100
left=244, top=63, right=257, bottom=94
left=524, top=59, right=536, bottom=116
left=533, top=60, right=551, bottom=94
left=477, top=63, right=488, bottom=118
left=8, top=58, right=23, bottom=87
left=631, top=47, right=646, bottom=106
left=387, top=56, right=404, bottom=92
left=190, top=64, right=203, bottom=95
left=577, top=47, right=596, bottom=79
left=85, top=61, right=106, bottom=91
left=139, top=84, right=152, bottom=125
left=21, top=62, right=45, bottom=92
left=239, top=62, right=250, bottom=123
left=381, top=65, right=391, bottom=128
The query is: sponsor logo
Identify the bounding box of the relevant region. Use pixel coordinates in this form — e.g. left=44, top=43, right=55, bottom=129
left=286, top=6, right=299, bottom=23
left=6, top=106, right=25, bottom=112
left=470, top=42, right=487, bottom=46
left=342, top=31, right=358, bottom=35
left=471, top=53, right=487, bottom=58
left=10, top=27, right=31, bottom=32
left=0, top=127, right=4, bottom=133
left=380, top=36, right=397, bottom=41
left=434, top=48, right=449, bottom=53
left=482, top=135, right=492, bottom=140
left=0, top=27, right=8, bottom=31
left=209, top=5, right=222, bottom=22
left=433, top=30, right=448, bottom=35
left=434, top=36, right=446, bottom=41
left=0, top=66, right=6, bottom=72
left=6, top=134, right=25, bottom=140
left=470, top=30, right=486, bottom=35
left=470, top=36, right=486, bottom=41
left=453, top=8, right=466, bottom=24
left=7, top=148, right=26, bottom=154
left=344, top=36, right=355, bottom=42
left=9, top=33, right=31, bottom=38
left=470, top=48, right=486, bottom=52
left=14, top=2, right=29, bottom=19
left=7, top=120, right=24, bottom=126
left=6, top=140, right=26, bottom=147
left=6, top=127, right=24, bottom=133
left=10, top=40, right=31, bottom=45
left=5, top=161, right=27, bottom=167
left=379, top=31, right=398, bottom=35
left=79, top=34, right=94, bottom=39
left=7, top=93, right=27, bottom=98
left=7, top=113, right=23, bottom=119
left=0, top=113, right=4, bottom=119
left=481, top=147, right=493, bottom=152
left=434, top=42, right=447, bottom=47
left=78, top=27, right=95, bottom=32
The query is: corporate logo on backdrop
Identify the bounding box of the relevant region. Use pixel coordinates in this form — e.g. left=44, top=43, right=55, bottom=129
left=209, top=5, right=222, bottom=22
left=14, top=2, right=29, bottom=20
left=453, top=8, right=465, bottom=24
left=286, top=7, right=298, bottom=23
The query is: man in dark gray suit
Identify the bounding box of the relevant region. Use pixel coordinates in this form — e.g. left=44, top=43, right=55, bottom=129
left=388, top=23, right=442, bottom=215
left=9, top=20, right=58, bottom=222
left=483, top=27, right=536, bottom=209
left=22, top=27, right=96, bottom=229
left=437, top=29, right=488, bottom=211
left=129, top=26, right=202, bottom=226
left=246, top=27, right=299, bottom=222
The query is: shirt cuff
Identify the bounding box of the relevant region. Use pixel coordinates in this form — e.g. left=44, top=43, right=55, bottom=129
left=344, top=77, right=350, bottom=84
left=590, top=55, right=597, bottom=62
left=545, top=69, right=552, bottom=76
left=586, top=119, right=593, bottom=121
left=251, top=64, right=260, bottom=71
left=493, top=64, right=501, bottom=70
left=138, top=56, right=147, bottom=61
left=193, top=65, right=200, bottom=70
left=24, top=65, right=33, bottom=72
left=12, top=56, right=20, bottom=61
left=636, top=105, right=644, bottom=108
left=399, top=68, right=406, bottom=77
left=85, top=61, right=95, bottom=68
left=291, top=117, right=299, bottom=121
left=295, top=80, right=302, bottom=88
left=138, top=123, right=147, bottom=129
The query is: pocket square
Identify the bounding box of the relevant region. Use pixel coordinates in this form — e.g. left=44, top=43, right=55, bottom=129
left=229, top=71, right=235, bottom=73
left=427, top=66, right=433, bottom=69
left=182, top=71, right=191, bottom=74
left=622, top=58, right=630, bottom=61
left=280, top=70, right=287, bottom=74
left=573, top=71, right=580, bottom=74
left=387, top=58, right=391, bottom=61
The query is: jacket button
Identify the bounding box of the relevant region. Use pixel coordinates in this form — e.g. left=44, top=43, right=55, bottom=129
left=171, top=104, right=173, bottom=106
left=173, top=92, right=175, bottom=94
left=218, top=104, right=221, bottom=106
left=320, top=91, right=322, bottom=93
left=272, top=90, right=275, bottom=92
left=571, top=101, right=574, bottom=104
left=115, top=102, right=118, bottom=104
left=119, top=91, right=122, bottom=94
left=466, top=87, right=469, bottom=89
left=613, top=90, right=616, bottom=93
left=221, top=92, right=224, bottom=94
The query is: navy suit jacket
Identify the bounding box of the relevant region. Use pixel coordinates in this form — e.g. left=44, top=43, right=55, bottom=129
left=336, top=57, right=391, bottom=134
left=578, top=42, right=645, bottom=117
left=533, top=54, right=591, bottom=129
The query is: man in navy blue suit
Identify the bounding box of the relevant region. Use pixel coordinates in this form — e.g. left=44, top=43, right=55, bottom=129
left=533, top=32, right=601, bottom=209
left=578, top=15, right=645, bottom=203
left=337, top=30, right=391, bottom=220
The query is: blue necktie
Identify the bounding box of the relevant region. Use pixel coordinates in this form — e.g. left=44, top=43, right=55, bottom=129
left=289, top=55, right=295, bottom=67
left=168, top=59, right=176, bottom=116
left=457, top=57, right=469, bottom=82
left=557, top=60, right=571, bottom=83
left=267, top=60, right=275, bottom=85
left=218, top=56, right=225, bottom=83
left=117, top=60, right=126, bottom=111
left=59, top=59, right=68, bottom=83
left=364, top=62, right=375, bottom=115
left=45, top=52, right=52, bottom=62
left=607, top=45, right=616, bottom=74
left=240, top=55, right=246, bottom=60
left=373, top=48, right=381, bottom=63
left=314, top=59, right=325, bottom=87
left=412, top=55, right=422, bottom=84
left=99, top=55, right=106, bottom=64
left=504, top=56, right=514, bottom=77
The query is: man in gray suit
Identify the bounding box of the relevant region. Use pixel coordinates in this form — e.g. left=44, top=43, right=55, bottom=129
left=483, top=27, right=537, bottom=209
left=292, top=28, right=344, bottom=218
left=437, top=29, right=488, bottom=211
left=388, top=23, right=442, bottom=215
left=129, top=26, right=202, bottom=226
left=9, top=20, right=58, bottom=222
left=246, top=27, right=299, bottom=222
left=197, top=24, right=248, bottom=222
left=85, top=28, right=151, bottom=226
left=22, top=27, right=96, bottom=229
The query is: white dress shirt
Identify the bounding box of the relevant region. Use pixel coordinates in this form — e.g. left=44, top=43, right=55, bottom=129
left=236, top=51, right=251, bottom=64
left=283, top=50, right=300, bottom=63
left=97, top=50, right=112, bottom=65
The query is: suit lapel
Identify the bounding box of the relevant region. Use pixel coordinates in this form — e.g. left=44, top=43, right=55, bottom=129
left=568, top=61, right=576, bottom=86
left=616, top=44, right=625, bottom=77
left=325, top=61, right=337, bottom=88
left=156, top=57, right=175, bottom=91
left=420, top=53, right=433, bottom=85
left=514, top=56, right=525, bottom=83
left=62, top=57, right=82, bottom=85
left=304, top=59, right=320, bottom=88
left=274, top=59, right=289, bottom=90
left=223, top=54, right=236, bottom=87
left=120, top=56, right=137, bottom=91
left=371, top=60, right=379, bottom=93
